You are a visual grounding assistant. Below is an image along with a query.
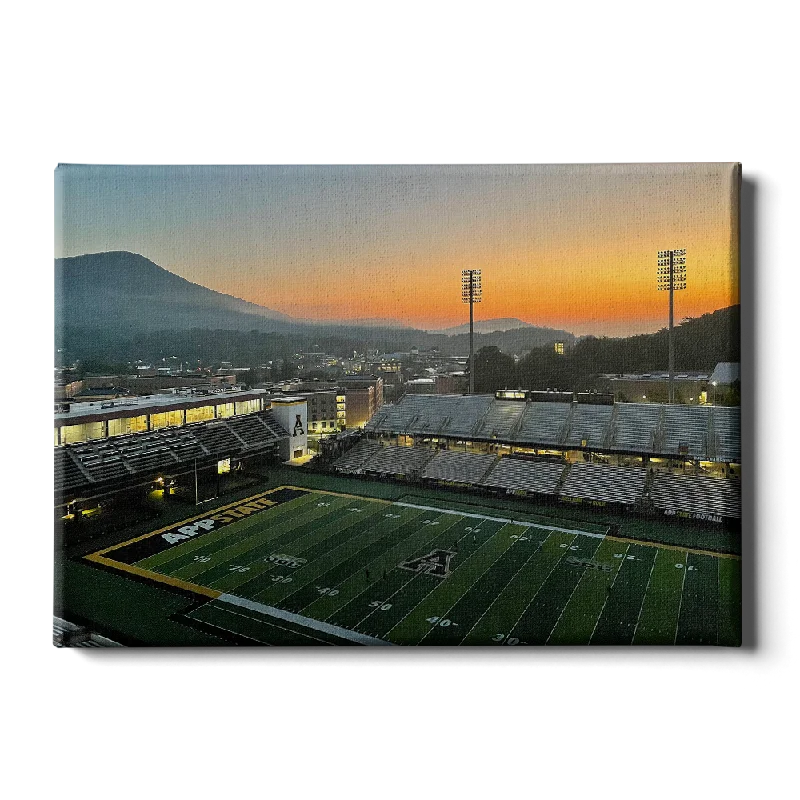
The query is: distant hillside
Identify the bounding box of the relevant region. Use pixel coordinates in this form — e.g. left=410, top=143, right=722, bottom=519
left=55, top=251, right=297, bottom=334
left=430, top=317, right=541, bottom=336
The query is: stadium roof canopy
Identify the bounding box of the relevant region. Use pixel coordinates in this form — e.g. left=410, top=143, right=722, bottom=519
left=710, top=362, right=740, bottom=385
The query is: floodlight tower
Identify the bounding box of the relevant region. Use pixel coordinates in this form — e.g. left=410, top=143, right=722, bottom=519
left=657, top=248, right=687, bottom=403
left=462, top=269, right=482, bottom=394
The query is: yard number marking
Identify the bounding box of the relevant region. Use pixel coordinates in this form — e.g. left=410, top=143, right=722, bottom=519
left=491, top=633, right=521, bottom=645
left=426, top=616, right=458, bottom=627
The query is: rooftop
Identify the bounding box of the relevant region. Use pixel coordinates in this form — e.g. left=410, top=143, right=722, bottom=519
left=55, top=387, right=268, bottom=424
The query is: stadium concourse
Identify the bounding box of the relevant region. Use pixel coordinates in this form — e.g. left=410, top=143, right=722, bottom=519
left=334, top=391, right=743, bottom=524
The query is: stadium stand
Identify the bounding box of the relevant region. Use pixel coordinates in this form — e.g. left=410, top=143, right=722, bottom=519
left=480, top=457, right=565, bottom=496
left=560, top=462, right=646, bottom=505
left=564, top=404, right=613, bottom=448
left=54, top=448, right=90, bottom=493
left=55, top=410, right=290, bottom=494
left=440, top=395, right=495, bottom=437
left=611, top=403, right=661, bottom=452
left=472, top=400, right=526, bottom=440
left=224, top=412, right=287, bottom=448
left=332, top=439, right=384, bottom=473
left=53, top=617, right=122, bottom=647
left=422, top=450, right=498, bottom=484
left=514, top=401, right=572, bottom=446
left=650, top=472, right=742, bottom=520
left=365, top=394, right=741, bottom=462
left=662, top=405, right=709, bottom=459
left=194, top=421, right=246, bottom=454
left=361, top=443, right=436, bottom=477
left=712, top=406, right=741, bottom=463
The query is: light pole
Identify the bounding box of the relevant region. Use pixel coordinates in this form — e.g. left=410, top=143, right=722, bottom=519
left=462, top=269, right=482, bottom=394
left=657, top=249, right=687, bottom=403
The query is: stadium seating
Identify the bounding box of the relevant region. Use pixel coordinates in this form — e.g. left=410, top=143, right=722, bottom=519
left=662, top=405, right=710, bottom=459
left=224, top=412, right=286, bottom=448
left=611, top=403, right=661, bottom=452
left=332, top=439, right=384, bottom=473
left=194, top=422, right=245, bottom=455
left=650, top=472, right=741, bottom=519
left=361, top=443, right=436, bottom=477
left=560, top=461, right=646, bottom=505
left=422, top=450, right=498, bottom=484
left=472, top=400, right=526, bottom=440
left=54, top=448, right=90, bottom=493
left=439, top=395, right=495, bottom=437
left=564, top=404, right=613, bottom=448
left=480, top=457, right=565, bottom=496
left=55, top=411, right=290, bottom=492
left=514, top=402, right=572, bottom=446
left=712, top=406, right=741, bottom=463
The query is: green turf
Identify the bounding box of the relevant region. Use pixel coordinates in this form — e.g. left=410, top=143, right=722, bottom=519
left=717, top=557, right=742, bottom=647
left=631, top=548, right=688, bottom=645
left=546, top=538, right=629, bottom=645
left=77, top=485, right=740, bottom=646
left=57, top=560, right=224, bottom=646
left=459, top=531, right=575, bottom=645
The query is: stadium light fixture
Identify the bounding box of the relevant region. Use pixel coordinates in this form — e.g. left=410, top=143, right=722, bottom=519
left=461, top=269, right=482, bottom=394
left=656, top=249, right=687, bottom=403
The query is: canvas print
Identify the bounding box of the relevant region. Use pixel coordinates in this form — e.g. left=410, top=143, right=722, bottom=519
left=54, top=163, right=741, bottom=647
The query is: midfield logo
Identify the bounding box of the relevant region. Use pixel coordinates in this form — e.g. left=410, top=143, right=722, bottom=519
left=398, top=549, right=455, bottom=579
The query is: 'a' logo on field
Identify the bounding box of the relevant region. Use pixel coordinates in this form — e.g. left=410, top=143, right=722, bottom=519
left=398, top=549, right=455, bottom=578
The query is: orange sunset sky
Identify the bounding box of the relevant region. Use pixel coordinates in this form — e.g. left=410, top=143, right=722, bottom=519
left=56, top=164, right=739, bottom=337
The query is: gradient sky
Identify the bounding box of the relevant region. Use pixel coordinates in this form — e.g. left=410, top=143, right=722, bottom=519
left=55, top=163, right=739, bottom=337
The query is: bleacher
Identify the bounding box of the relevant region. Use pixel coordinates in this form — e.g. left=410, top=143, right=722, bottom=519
left=663, top=405, right=709, bottom=459
left=422, top=450, right=497, bottom=485
left=54, top=448, right=88, bottom=493
left=55, top=410, right=290, bottom=494
left=514, top=402, right=572, bottom=446
left=560, top=462, right=646, bottom=505
left=472, top=400, right=525, bottom=440
left=612, top=403, right=660, bottom=452
left=480, top=457, right=565, bottom=496
left=332, top=440, right=384, bottom=473
left=712, top=406, right=741, bottom=463
left=564, top=404, right=613, bottom=448
left=361, top=444, right=436, bottom=477
left=224, top=411, right=286, bottom=448
left=53, top=617, right=122, bottom=647
left=195, top=421, right=247, bottom=455
left=365, top=395, right=439, bottom=434
left=650, top=472, right=742, bottom=520
left=439, top=395, right=495, bottom=437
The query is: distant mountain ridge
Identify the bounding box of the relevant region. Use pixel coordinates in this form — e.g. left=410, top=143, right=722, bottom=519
left=55, top=251, right=314, bottom=336
left=430, top=317, right=544, bottom=336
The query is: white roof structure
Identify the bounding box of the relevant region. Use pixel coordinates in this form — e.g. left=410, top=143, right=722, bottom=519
left=710, top=362, right=740, bottom=385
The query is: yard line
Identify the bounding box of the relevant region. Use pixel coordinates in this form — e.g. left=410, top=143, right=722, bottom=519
left=416, top=523, right=520, bottom=644
left=206, top=608, right=336, bottom=647
left=218, top=593, right=394, bottom=646
left=545, top=564, right=591, bottom=645
left=501, top=532, right=575, bottom=642
left=631, top=545, right=660, bottom=642
left=188, top=614, right=274, bottom=645
left=392, top=502, right=605, bottom=538
left=588, top=543, right=630, bottom=644
left=382, top=520, right=513, bottom=641
left=459, top=544, right=543, bottom=643
left=348, top=528, right=484, bottom=641
left=672, top=556, right=690, bottom=645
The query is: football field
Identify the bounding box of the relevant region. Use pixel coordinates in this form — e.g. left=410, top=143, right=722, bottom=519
left=86, top=486, right=741, bottom=646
